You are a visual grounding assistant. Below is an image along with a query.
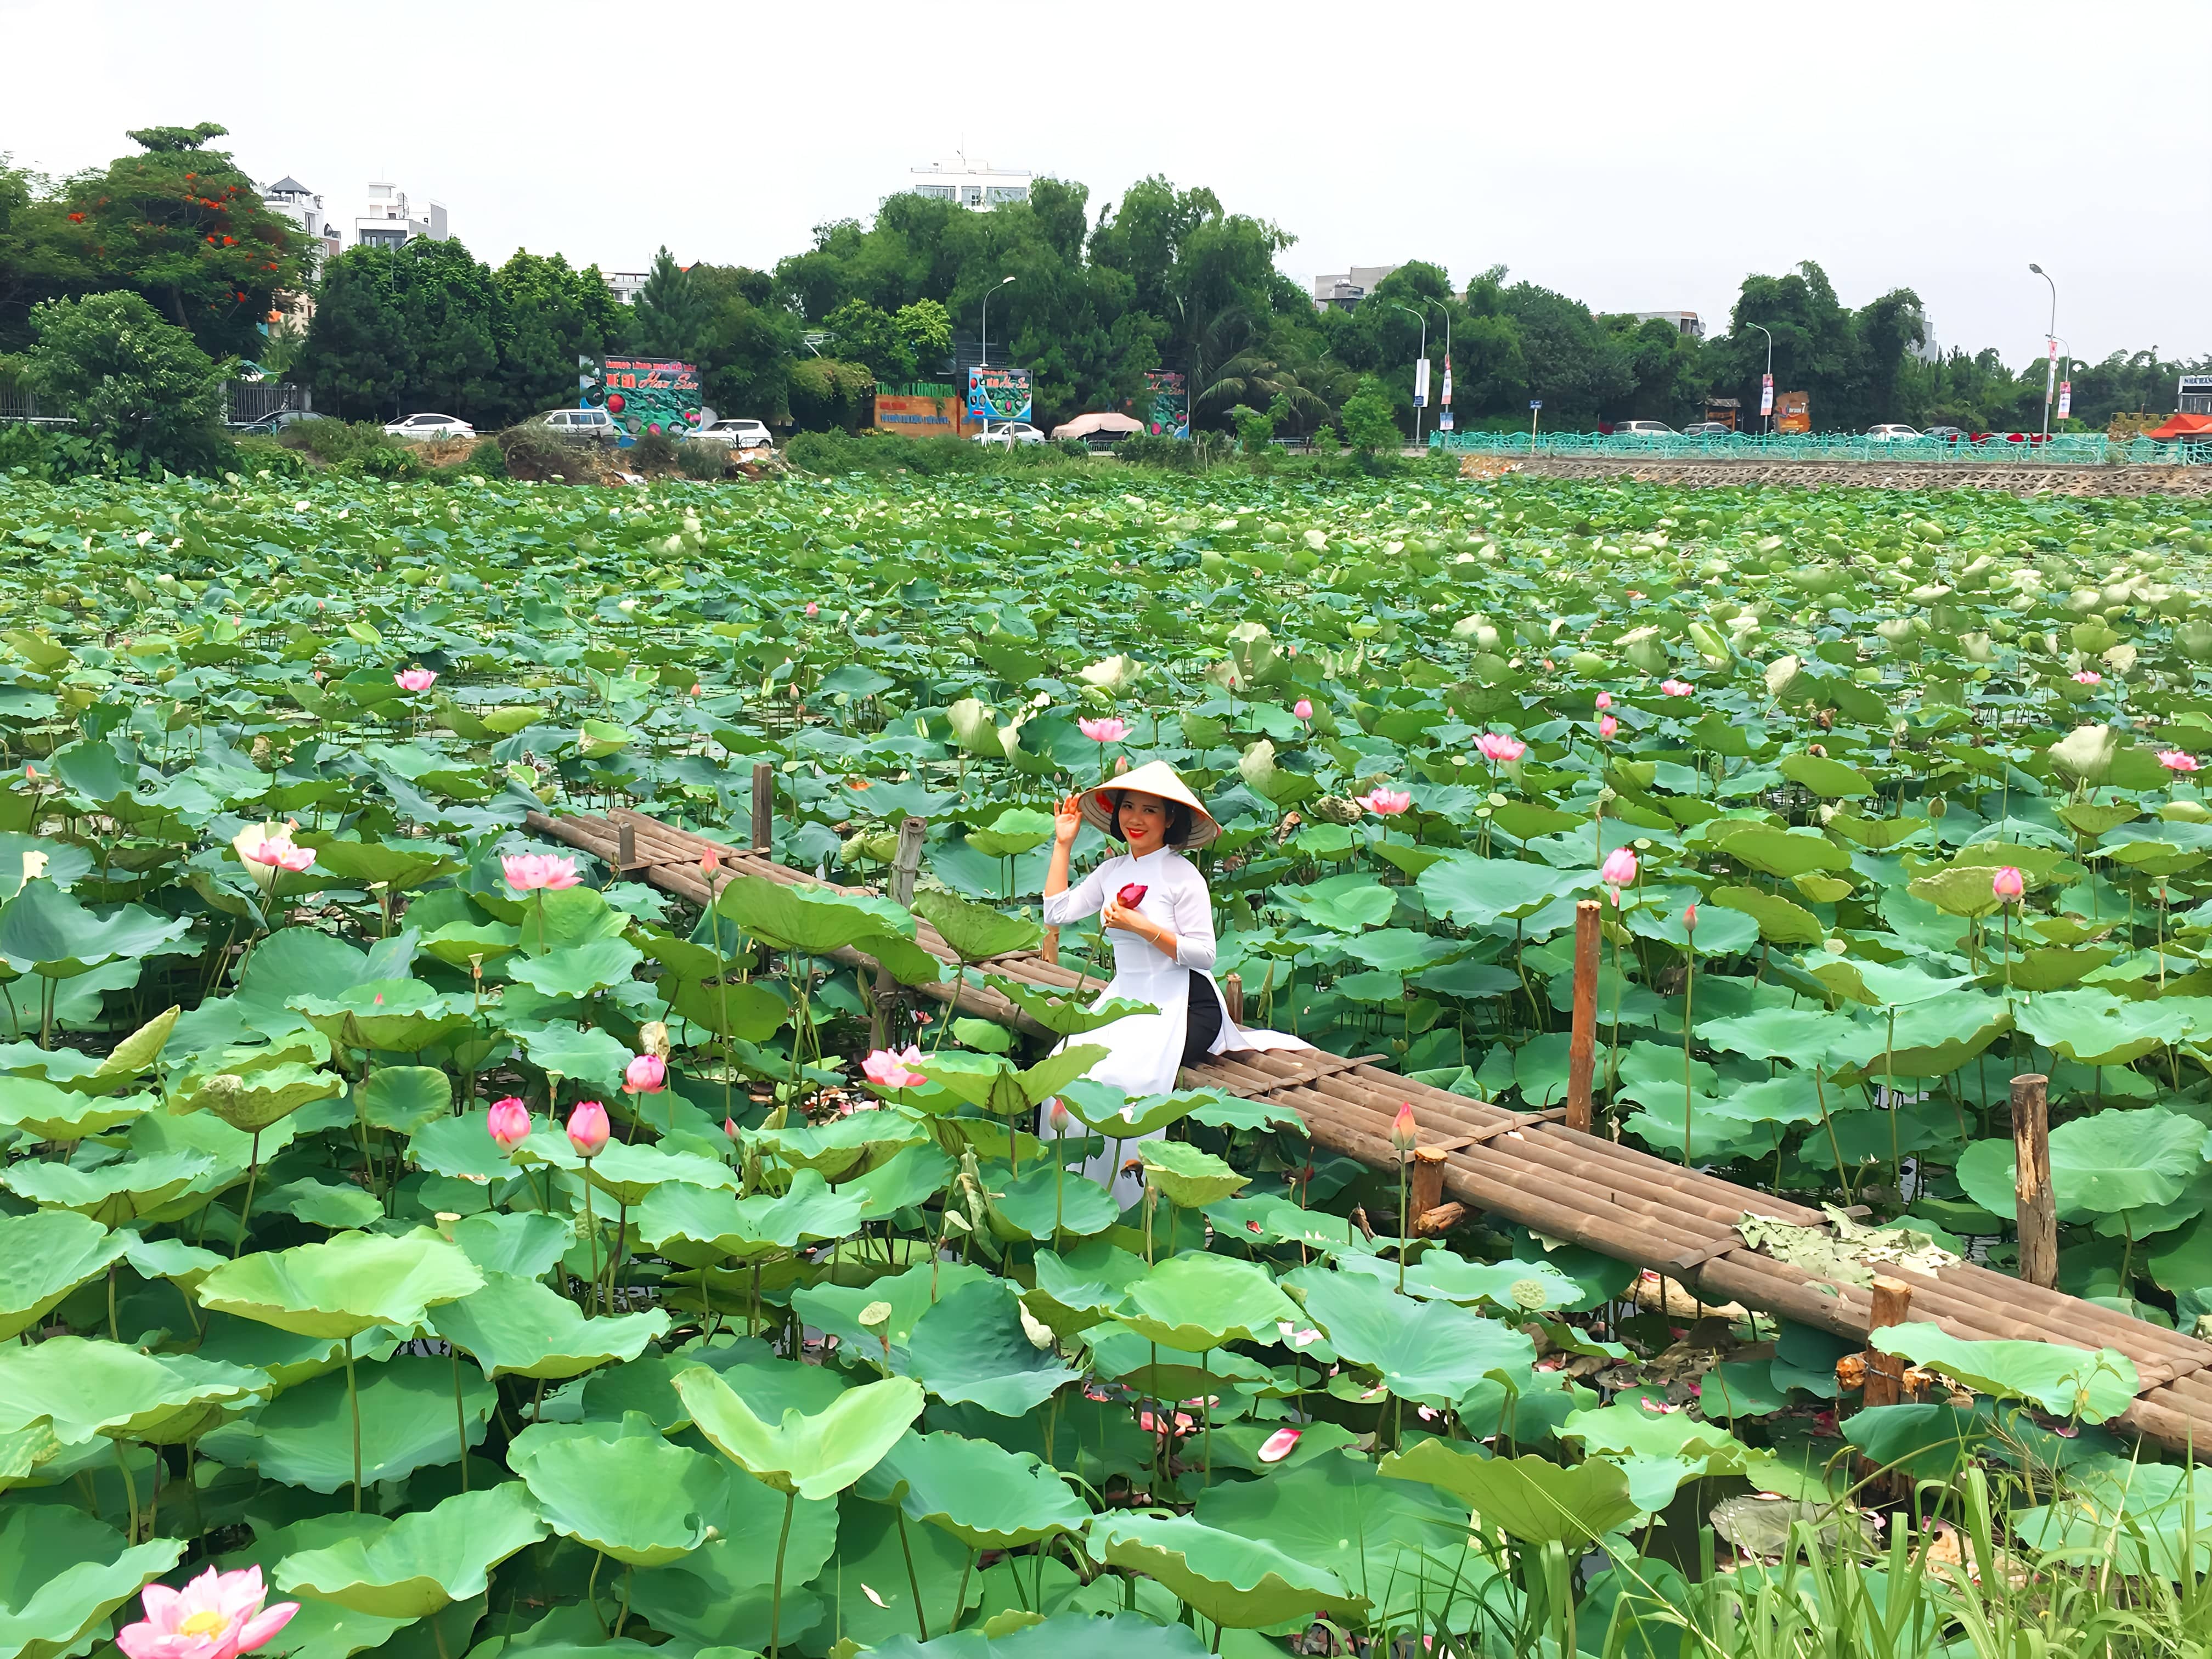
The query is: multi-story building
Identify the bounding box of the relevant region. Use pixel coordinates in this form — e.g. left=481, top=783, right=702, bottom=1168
left=603, top=271, right=650, bottom=306
left=355, top=181, right=448, bottom=250
left=901, top=154, right=1031, bottom=210
left=1312, top=266, right=1401, bottom=311
left=1632, top=310, right=1704, bottom=341
left=258, top=177, right=344, bottom=275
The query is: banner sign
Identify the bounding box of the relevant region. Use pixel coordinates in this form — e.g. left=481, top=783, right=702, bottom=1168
left=1441, top=354, right=1453, bottom=408
left=591, top=358, right=702, bottom=438
left=1141, top=369, right=1187, bottom=437
left=1774, top=390, right=1810, bottom=434
left=1412, top=358, right=1430, bottom=408
left=1759, top=373, right=1774, bottom=417
left=874, top=392, right=962, bottom=439
left=2057, top=381, right=2072, bottom=419
left=968, top=365, right=1032, bottom=424
left=1438, top=410, right=1453, bottom=431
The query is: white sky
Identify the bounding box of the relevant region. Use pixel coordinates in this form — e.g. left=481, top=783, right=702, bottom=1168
left=8, top=0, right=2210, bottom=366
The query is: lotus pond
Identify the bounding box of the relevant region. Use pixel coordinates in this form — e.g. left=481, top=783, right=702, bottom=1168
left=4, top=462, right=2212, bottom=1659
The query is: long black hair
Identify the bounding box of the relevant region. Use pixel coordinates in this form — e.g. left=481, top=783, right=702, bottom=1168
left=1102, top=788, right=1194, bottom=849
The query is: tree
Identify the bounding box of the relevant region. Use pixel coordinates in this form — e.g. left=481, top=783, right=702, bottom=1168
left=23, top=289, right=228, bottom=472
left=630, top=247, right=710, bottom=362
left=56, top=123, right=307, bottom=358
left=398, top=238, right=505, bottom=420
left=1339, top=375, right=1402, bottom=454
left=298, top=245, right=411, bottom=419
left=690, top=264, right=799, bottom=424
left=495, top=250, right=619, bottom=419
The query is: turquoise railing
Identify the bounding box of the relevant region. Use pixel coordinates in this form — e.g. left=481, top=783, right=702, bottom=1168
left=1429, top=431, right=2212, bottom=467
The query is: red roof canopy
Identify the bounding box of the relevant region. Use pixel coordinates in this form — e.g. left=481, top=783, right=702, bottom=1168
left=2146, top=413, right=2212, bottom=440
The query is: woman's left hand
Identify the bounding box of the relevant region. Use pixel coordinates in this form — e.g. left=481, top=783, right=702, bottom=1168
left=1101, top=896, right=1139, bottom=935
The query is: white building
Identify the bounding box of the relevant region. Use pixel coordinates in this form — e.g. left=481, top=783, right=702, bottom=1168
left=259, top=177, right=344, bottom=275
left=356, top=181, right=448, bottom=250
left=1312, top=266, right=1400, bottom=311
left=902, top=154, right=1031, bottom=209
left=1632, top=311, right=1704, bottom=341
left=603, top=271, right=650, bottom=306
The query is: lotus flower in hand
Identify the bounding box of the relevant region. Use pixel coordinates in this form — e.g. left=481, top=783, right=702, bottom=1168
left=1117, top=883, right=1148, bottom=907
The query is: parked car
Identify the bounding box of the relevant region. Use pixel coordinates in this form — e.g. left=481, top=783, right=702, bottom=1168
left=970, top=423, right=1045, bottom=448
left=690, top=418, right=774, bottom=450
left=384, top=413, right=475, bottom=441
left=539, top=408, right=620, bottom=444
left=1923, top=425, right=1967, bottom=443
left=1866, top=424, right=1922, bottom=442
left=1680, top=421, right=1734, bottom=438
left=1610, top=421, right=1677, bottom=441
left=240, top=410, right=326, bottom=436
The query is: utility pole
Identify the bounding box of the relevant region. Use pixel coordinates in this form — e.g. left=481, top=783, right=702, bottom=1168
left=1392, top=303, right=1427, bottom=450
left=2030, top=263, right=2058, bottom=441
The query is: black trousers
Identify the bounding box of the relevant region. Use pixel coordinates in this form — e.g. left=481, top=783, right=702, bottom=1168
left=1182, top=971, right=1224, bottom=1067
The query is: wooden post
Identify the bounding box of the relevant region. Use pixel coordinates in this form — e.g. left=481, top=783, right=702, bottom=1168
left=750, top=763, right=774, bottom=854
left=1861, top=1276, right=1914, bottom=1408
left=1409, top=1144, right=1447, bottom=1216
left=1565, top=899, right=1601, bottom=1132
left=871, top=817, right=929, bottom=1048
left=2012, top=1073, right=2057, bottom=1290
left=1222, top=972, right=1244, bottom=1028
left=616, top=821, right=637, bottom=874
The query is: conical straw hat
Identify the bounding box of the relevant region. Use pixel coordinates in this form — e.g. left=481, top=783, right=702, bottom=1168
left=1081, top=760, right=1221, bottom=850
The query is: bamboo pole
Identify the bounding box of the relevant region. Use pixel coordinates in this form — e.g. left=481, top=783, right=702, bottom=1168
left=1566, top=899, right=1600, bottom=1133
left=2013, top=1073, right=2057, bottom=1291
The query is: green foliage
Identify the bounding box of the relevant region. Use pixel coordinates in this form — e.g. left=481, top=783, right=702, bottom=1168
left=22, top=291, right=232, bottom=475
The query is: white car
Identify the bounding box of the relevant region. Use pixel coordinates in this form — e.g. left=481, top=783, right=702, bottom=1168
left=1866, top=424, right=1923, bottom=442
left=970, top=422, right=1045, bottom=448
left=540, top=408, right=620, bottom=443
left=384, top=413, right=476, bottom=441
left=691, top=419, right=774, bottom=450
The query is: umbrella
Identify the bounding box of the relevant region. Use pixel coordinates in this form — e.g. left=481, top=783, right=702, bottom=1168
left=1051, top=411, right=1144, bottom=441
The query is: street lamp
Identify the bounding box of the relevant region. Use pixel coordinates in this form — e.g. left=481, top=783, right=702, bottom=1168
left=979, top=275, right=1015, bottom=369
left=2049, top=334, right=2073, bottom=433
left=2030, top=263, right=2058, bottom=441
left=1426, top=300, right=1453, bottom=439
left=1392, top=303, right=1428, bottom=450
left=1749, top=324, right=1774, bottom=436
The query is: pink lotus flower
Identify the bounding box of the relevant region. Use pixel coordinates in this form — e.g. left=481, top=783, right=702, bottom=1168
left=503, top=852, right=580, bottom=894
left=724, top=1115, right=740, bottom=1138
left=245, top=833, right=314, bottom=873
left=1293, top=699, right=1313, bottom=722
left=393, top=668, right=437, bottom=692
left=1276, top=1321, right=1322, bottom=1348
left=1117, top=883, right=1149, bottom=907
left=1045, top=1098, right=1073, bottom=1136
left=1358, top=787, right=1412, bottom=816
left=1598, top=714, right=1618, bottom=741
left=701, top=848, right=721, bottom=874
left=2071, top=670, right=2101, bottom=686
left=1595, top=692, right=1612, bottom=710
left=862, top=1046, right=927, bottom=1090
left=623, top=1053, right=666, bottom=1094
left=1991, top=866, right=2025, bottom=904
left=1078, top=716, right=1130, bottom=743
left=566, top=1100, right=610, bottom=1158
left=117, top=1566, right=298, bottom=1659
left=1683, top=903, right=1698, bottom=934
left=2161, top=750, right=2201, bottom=773
left=1390, top=1101, right=1418, bottom=1158
left=486, top=1097, right=531, bottom=1152
left=1475, top=732, right=1526, bottom=765
left=804, top=602, right=819, bottom=617
left=1257, top=1426, right=1302, bottom=1464
left=1660, top=679, right=1694, bottom=697
left=1599, top=847, right=1638, bottom=898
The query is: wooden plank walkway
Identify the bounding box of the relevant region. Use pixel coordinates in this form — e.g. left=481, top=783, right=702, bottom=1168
left=529, top=806, right=2212, bottom=1453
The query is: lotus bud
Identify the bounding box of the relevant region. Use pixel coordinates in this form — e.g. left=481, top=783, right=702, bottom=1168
left=1390, top=1102, right=1419, bottom=1159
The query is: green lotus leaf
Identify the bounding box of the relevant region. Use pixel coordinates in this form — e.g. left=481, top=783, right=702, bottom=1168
left=184, top=1062, right=345, bottom=1134
left=0, top=878, right=191, bottom=978
left=433, top=1272, right=669, bottom=1380
left=1711, top=885, right=1824, bottom=945
left=446, top=1211, right=574, bottom=1280
left=904, top=1278, right=1085, bottom=1415
left=1138, top=1138, right=1248, bottom=1208
left=918, top=1046, right=1107, bottom=1118
left=1380, top=1440, right=1638, bottom=1545
left=1957, top=1107, right=2207, bottom=1226
left=1199, top=1447, right=1472, bottom=1601
left=981, top=975, right=1158, bottom=1036
left=1336, top=1249, right=1585, bottom=1312
left=198, top=1352, right=494, bottom=1492
left=1417, top=855, right=1578, bottom=927
left=747, top=1110, right=928, bottom=1178
left=713, top=874, right=907, bottom=956
left=1058, top=1079, right=1205, bottom=1138
left=1090, top=1513, right=1370, bottom=1630
left=276, top=1482, right=548, bottom=1617
left=0, top=1335, right=266, bottom=1444
left=911, top=889, right=1040, bottom=964
left=406, top=1108, right=526, bottom=1182
left=986, top=1163, right=1119, bottom=1241
left=197, top=1229, right=487, bottom=1339
left=2018, top=989, right=2203, bottom=1068
left=662, top=975, right=789, bottom=1041
left=855, top=1428, right=1091, bottom=1550
left=0, top=1209, right=132, bottom=1340
left=582, top=1140, right=737, bottom=1207
left=0, top=1075, right=155, bottom=1141
left=512, top=1024, right=634, bottom=1090
left=352, top=1065, right=451, bottom=1134
left=3, top=1148, right=221, bottom=1226
left=416, top=918, right=524, bottom=970
left=1840, top=1403, right=1986, bottom=1482
left=287, top=981, right=478, bottom=1053
left=1872, top=1322, right=2137, bottom=1423
left=507, top=1414, right=721, bottom=1565
left=1293, top=1268, right=1537, bottom=1409
left=674, top=1367, right=923, bottom=1499
left=0, top=1506, right=184, bottom=1659
left=793, top=1260, right=990, bottom=1354
left=306, top=840, right=464, bottom=893
left=638, top=1172, right=862, bottom=1266
left=1113, top=1253, right=1298, bottom=1351
left=505, top=935, right=645, bottom=999
left=1774, top=752, right=1875, bottom=799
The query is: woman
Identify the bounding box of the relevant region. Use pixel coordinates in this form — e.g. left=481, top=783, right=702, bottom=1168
left=1041, top=760, right=1306, bottom=1201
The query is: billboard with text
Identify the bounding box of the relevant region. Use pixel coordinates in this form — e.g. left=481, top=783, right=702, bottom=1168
left=967, top=365, right=1032, bottom=424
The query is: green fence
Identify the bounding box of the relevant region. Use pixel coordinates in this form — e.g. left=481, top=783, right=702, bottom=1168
left=1429, top=430, right=2212, bottom=468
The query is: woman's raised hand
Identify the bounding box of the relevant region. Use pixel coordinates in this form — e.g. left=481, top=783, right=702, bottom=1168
left=1053, top=791, right=1084, bottom=846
